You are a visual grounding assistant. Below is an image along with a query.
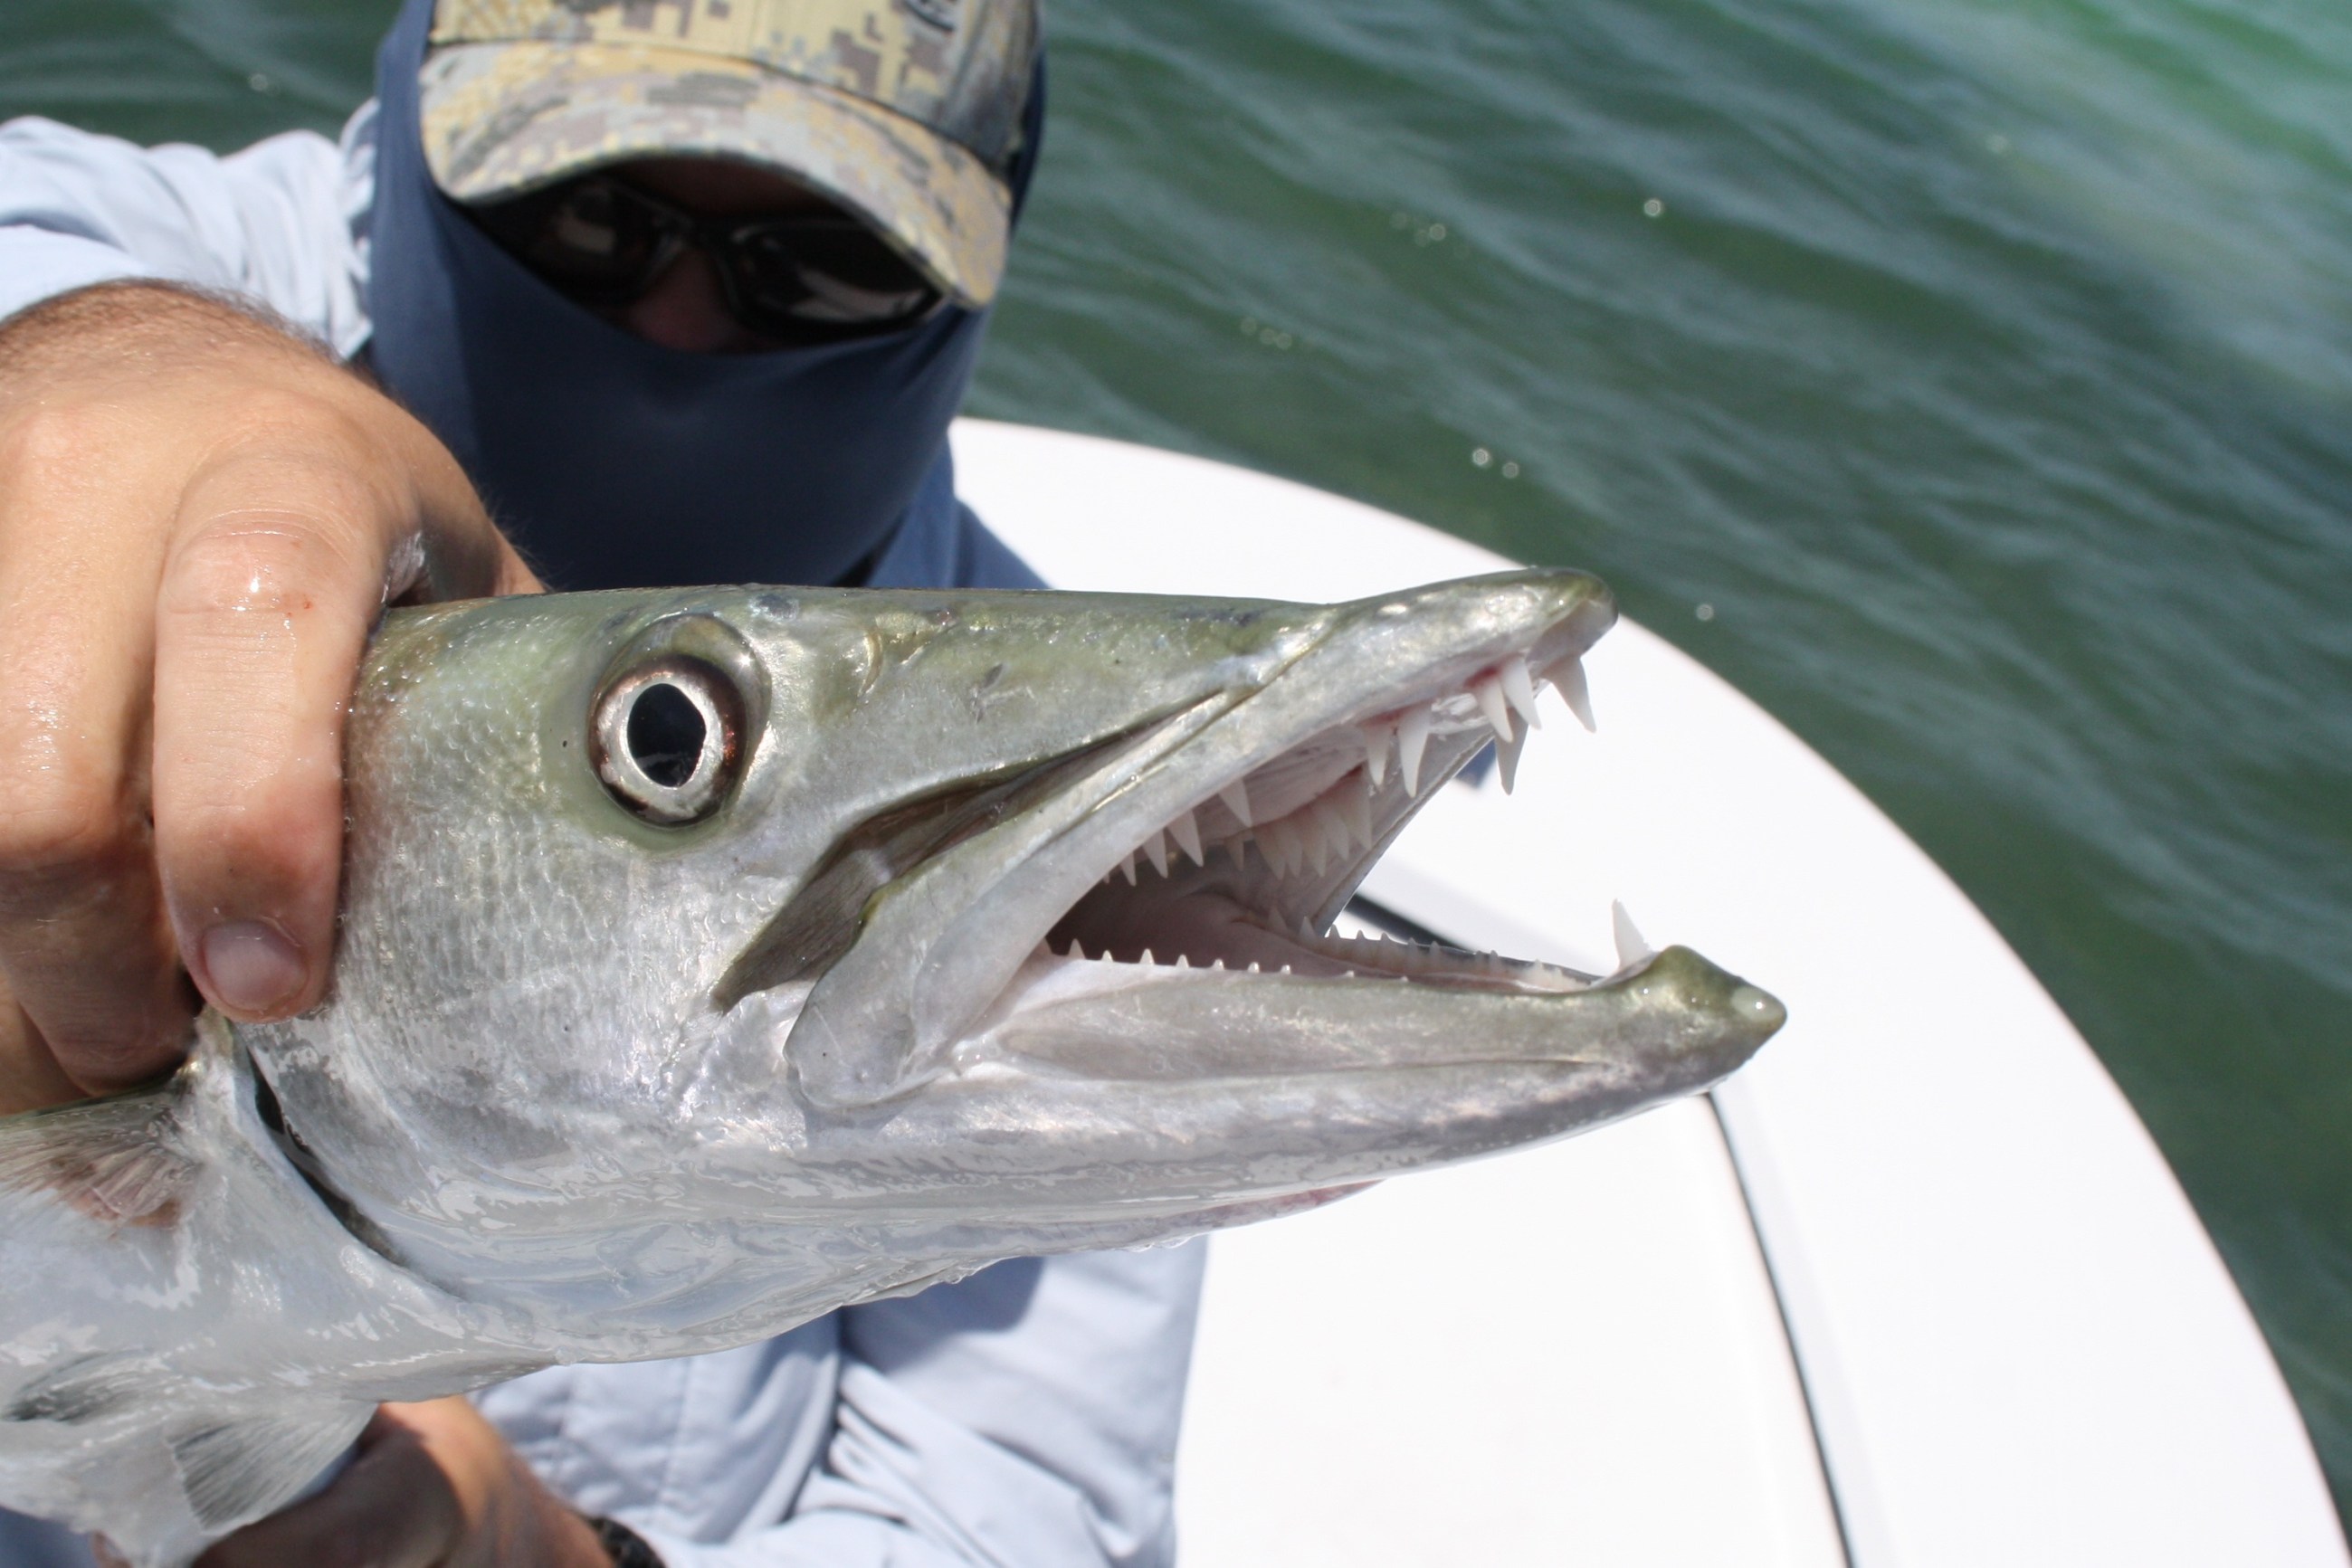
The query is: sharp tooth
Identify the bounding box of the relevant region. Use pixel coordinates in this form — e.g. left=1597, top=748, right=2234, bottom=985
left=1247, top=961, right=1262, bottom=974
left=1062, top=938, right=1086, bottom=959
left=1343, top=776, right=1375, bottom=845
left=1496, top=724, right=1525, bottom=794
left=1303, top=816, right=1331, bottom=875
left=1501, top=654, right=1543, bottom=730
left=1550, top=656, right=1595, bottom=732
left=1219, top=779, right=1254, bottom=826
left=1175, top=953, right=1190, bottom=969
left=1313, top=800, right=1349, bottom=862
left=1471, top=670, right=1514, bottom=739
left=1210, top=958, right=1226, bottom=970
left=1139, top=947, right=1157, bottom=966
left=1119, top=851, right=1138, bottom=886
left=1397, top=708, right=1433, bottom=795
left=1359, top=722, right=1391, bottom=789
left=1169, top=807, right=1205, bottom=866
left=1299, top=916, right=1317, bottom=940
left=1143, top=828, right=1170, bottom=879
left=1612, top=900, right=1655, bottom=967
left=1264, top=819, right=1301, bottom=877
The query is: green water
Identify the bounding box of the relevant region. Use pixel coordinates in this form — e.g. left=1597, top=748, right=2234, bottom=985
left=7, top=0, right=2351, bottom=1520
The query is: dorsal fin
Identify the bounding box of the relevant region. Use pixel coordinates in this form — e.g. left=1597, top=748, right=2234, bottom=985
left=0, top=1076, right=198, bottom=1228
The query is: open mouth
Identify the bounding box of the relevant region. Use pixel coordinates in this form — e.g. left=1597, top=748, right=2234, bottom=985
left=747, top=571, right=1662, bottom=1109
left=1034, top=646, right=1603, bottom=997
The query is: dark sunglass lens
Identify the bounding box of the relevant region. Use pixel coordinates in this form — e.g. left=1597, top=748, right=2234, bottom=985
left=729, top=223, right=941, bottom=328
left=487, top=181, right=676, bottom=299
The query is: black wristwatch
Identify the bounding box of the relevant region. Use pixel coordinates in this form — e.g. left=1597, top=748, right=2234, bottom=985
left=586, top=1515, right=665, bottom=1568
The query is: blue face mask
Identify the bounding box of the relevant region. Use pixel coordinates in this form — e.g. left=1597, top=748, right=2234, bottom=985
left=363, top=0, right=1042, bottom=592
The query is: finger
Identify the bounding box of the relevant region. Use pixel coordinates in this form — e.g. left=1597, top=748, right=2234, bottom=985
left=0, top=404, right=195, bottom=1089
left=197, top=1410, right=459, bottom=1568
left=152, top=435, right=435, bottom=1022
left=0, top=986, right=90, bottom=1116
left=152, top=397, right=529, bottom=1023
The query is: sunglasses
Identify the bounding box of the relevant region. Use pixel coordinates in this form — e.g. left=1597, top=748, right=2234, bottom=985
left=468, top=174, right=947, bottom=345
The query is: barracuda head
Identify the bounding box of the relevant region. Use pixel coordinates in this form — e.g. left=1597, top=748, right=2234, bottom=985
left=243, top=570, right=1784, bottom=1352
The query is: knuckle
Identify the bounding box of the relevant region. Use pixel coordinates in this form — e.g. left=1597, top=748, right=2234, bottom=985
left=0, top=778, right=129, bottom=886
left=0, top=397, right=122, bottom=482
left=161, top=509, right=373, bottom=626
left=163, top=425, right=404, bottom=624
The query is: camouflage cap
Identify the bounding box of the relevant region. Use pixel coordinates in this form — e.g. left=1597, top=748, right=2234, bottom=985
left=420, top=0, right=1040, bottom=308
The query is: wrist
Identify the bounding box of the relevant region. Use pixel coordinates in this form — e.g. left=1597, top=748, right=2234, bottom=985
left=579, top=1514, right=665, bottom=1568
left=505, top=1461, right=621, bottom=1568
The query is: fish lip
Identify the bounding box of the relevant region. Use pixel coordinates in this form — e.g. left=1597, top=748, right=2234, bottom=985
left=776, top=571, right=1621, bottom=1109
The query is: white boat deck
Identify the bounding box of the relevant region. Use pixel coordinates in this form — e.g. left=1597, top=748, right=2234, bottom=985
left=955, top=418, right=2346, bottom=1567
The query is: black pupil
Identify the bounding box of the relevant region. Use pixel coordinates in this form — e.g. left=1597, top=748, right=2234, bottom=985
left=627, top=683, right=707, bottom=789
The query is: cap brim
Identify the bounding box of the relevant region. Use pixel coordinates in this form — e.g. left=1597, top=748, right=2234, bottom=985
left=419, top=41, right=1009, bottom=309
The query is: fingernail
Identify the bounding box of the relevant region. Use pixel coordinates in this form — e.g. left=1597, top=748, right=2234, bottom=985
left=199, top=921, right=307, bottom=1014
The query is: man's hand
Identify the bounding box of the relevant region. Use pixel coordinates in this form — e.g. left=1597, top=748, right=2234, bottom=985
left=191, top=1398, right=612, bottom=1568
left=0, top=282, right=536, bottom=1113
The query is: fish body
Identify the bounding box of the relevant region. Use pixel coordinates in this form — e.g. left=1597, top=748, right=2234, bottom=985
left=0, top=572, right=1784, bottom=1564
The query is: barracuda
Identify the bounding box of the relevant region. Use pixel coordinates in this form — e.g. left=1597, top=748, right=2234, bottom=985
left=0, top=570, right=1785, bottom=1565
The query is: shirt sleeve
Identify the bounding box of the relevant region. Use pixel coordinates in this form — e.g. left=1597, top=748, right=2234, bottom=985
left=0, top=113, right=368, bottom=354
left=631, top=1245, right=1206, bottom=1568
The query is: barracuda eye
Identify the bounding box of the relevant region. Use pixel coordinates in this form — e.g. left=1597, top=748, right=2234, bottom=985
left=592, top=658, right=746, bottom=824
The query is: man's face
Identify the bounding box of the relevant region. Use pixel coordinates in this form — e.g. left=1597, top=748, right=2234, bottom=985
left=600, top=157, right=838, bottom=355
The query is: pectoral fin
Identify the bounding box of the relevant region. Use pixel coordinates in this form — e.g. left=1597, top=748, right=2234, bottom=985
left=0, top=1078, right=197, bottom=1227
left=170, top=1405, right=372, bottom=1531
left=4, top=1353, right=149, bottom=1426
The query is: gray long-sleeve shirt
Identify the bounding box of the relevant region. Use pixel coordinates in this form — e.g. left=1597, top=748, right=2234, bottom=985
left=0, top=107, right=1205, bottom=1568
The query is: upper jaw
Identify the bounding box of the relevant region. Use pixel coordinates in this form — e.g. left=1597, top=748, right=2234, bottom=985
left=771, top=569, right=1617, bottom=1110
